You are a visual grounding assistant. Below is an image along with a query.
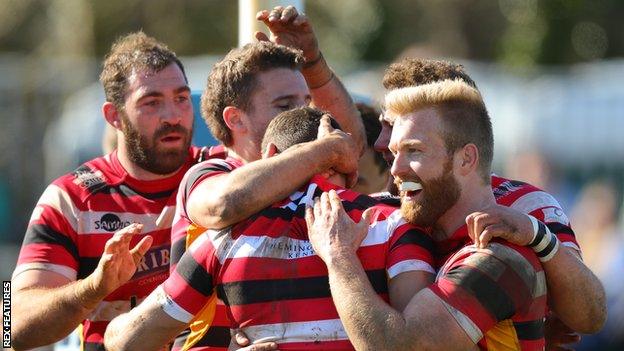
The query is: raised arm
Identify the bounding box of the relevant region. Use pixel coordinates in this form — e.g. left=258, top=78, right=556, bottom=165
left=256, top=5, right=365, bottom=151
left=188, top=117, right=359, bottom=229
left=466, top=204, right=607, bottom=333
left=11, top=224, right=151, bottom=350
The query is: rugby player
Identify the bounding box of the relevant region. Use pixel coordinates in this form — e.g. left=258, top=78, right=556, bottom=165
left=104, top=107, right=436, bottom=350
left=11, top=32, right=200, bottom=350
left=377, top=58, right=606, bottom=339
left=168, top=6, right=365, bottom=350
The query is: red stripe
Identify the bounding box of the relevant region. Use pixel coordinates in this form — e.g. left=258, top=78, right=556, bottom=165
left=230, top=298, right=340, bottom=327
left=164, top=270, right=213, bottom=316
left=17, top=242, right=78, bottom=270
left=29, top=205, right=77, bottom=236
left=430, top=281, right=497, bottom=333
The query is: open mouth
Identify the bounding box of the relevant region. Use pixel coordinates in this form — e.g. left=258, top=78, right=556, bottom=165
left=160, top=134, right=183, bottom=143
left=399, top=181, right=423, bottom=198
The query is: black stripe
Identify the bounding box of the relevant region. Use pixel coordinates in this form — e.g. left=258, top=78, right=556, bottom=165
left=78, top=257, right=100, bottom=279
left=537, top=235, right=558, bottom=258
left=513, top=320, right=544, bottom=340
left=83, top=341, right=105, bottom=351
left=173, top=326, right=231, bottom=348
left=23, top=224, right=79, bottom=263
left=171, top=237, right=187, bottom=266
left=184, top=164, right=232, bottom=197
left=259, top=193, right=378, bottom=222
left=529, top=222, right=547, bottom=247
left=390, top=228, right=435, bottom=254
left=546, top=222, right=575, bottom=237
left=176, top=252, right=214, bottom=296
left=94, top=183, right=174, bottom=200
left=218, top=269, right=387, bottom=306
left=444, top=265, right=515, bottom=322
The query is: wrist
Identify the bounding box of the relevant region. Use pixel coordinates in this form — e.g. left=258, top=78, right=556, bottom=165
left=527, top=216, right=560, bottom=262
left=302, top=51, right=333, bottom=89
left=78, top=274, right=108, bottom=309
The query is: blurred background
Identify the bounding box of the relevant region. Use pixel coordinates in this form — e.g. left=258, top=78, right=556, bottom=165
left=0, top=0, right=622, bottom=349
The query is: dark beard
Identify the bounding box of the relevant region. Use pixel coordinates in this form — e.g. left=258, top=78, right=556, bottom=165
left=121, top=114, right=192, bottom=175
left=399, top=158, right=461, bottom=227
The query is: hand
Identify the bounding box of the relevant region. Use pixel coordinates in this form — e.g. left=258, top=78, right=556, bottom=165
left=229, top=330, right=278, bottom=351
left=87, top=223, right=153, bottom=297
left=317, top=115, right=359, bottom=187
left=256, top=5, right=319, bottom=62
left=305, top=190, right=372, bottom=263
left=465, top=204, right=535, bottom=249
left=545, top=314, right=581, bottom=350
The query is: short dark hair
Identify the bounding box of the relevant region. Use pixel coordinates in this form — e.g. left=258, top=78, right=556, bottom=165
left=355, top=103, right=387, bottom=174
left=383, top=58, right=477, bottom=90
left=261, top=107, right=341, bottom=153
left=100, top=31, right=186, bottom=109
left=201, top=41, right=305, bottom=146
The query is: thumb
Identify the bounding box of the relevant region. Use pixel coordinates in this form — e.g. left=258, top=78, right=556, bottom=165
left=255, top=31, right=270, bottom=42
left=234, top=330, right=250, bottom=347
left=358, top=208, right=374, bottom=229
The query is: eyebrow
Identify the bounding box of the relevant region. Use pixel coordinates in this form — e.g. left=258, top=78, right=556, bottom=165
left=389, top=139, right=424, bottom=153
left=271, top=94, right=312, bottom=104
left=137, top=85, right=190, bottom=102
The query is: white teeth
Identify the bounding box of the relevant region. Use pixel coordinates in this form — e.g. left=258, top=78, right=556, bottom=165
left=399, top=181, right=422, bottom=192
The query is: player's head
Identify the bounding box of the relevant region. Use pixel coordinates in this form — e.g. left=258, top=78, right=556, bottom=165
left=202, top=41, right=309, bottom=161
left=100, top=31, right=193, bottom=175
left=261, top=107, right=345, bottom=186
left=352, top=103, right=389, bottom=194
left=375, top=58, right=478, bottom=169
left=385, top=79, right=493, bottom=227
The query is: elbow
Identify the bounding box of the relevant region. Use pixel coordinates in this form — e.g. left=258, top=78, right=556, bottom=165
left=188, top=194, right=237, bottom=230
left=579, top=299, right=607, bottom=334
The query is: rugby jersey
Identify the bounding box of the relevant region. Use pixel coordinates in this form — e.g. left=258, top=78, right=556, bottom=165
left=13, top=147, right=205, bottom=351
left=170, top=152, right=243, bottom=351
left=162, top=175, right=436, bottom=350
left=430, top=226, right=547, bottom=350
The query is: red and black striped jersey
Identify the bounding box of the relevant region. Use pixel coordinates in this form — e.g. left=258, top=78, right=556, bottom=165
left=170, top=152, right=243, bottom=351
left=491, top=174, right=579, bottom=253
left=162, top=175, right=436, bottom=350
left=13, top=147, right=205, bottom=351
left=429, top=226, right=547, bottom=350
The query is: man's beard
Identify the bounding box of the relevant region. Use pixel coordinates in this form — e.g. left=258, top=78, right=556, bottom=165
left=398, top=158, right=461, bottom=227
left=121, top=114, right=192, bottom=175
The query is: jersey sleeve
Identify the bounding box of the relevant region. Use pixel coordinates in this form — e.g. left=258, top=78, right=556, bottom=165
left=13, top=183, right=80, bottom=281
left=510, top=190, right=580, bottom=253
left=170, top=159, right=237, bottom=272
left=161, top=233, right=219, bottom=323
left=428, top=243, right=546, bottom=344
left=383, top=210, right=436, bottom=279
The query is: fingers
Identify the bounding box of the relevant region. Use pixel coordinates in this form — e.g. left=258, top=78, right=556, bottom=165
left=478, top=224, right=509, bottom=249
left=233, top=330, right=250, bottom=347
left=320, top=192, right=332, bottom=214
left=313, top=196, right=322, bottom=219
left=328, top=190, right=344, bottom=214
left=317, top=114, right=334, bottom=138
left=281, top=5, right=298, bottom=22
left=305, top=203, right=315, bottom=232
left=357, top=208, right=374, bottom=231
left=104, top=223, right=143, bottom=254
left=268, top=6, right=284, bottom=23
left=130, top=235, right=153, bottom=265
left=254, top=31, right=270, bottom=42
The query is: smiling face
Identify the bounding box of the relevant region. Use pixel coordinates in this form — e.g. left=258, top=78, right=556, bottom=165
left=389, top=107, right=461, bottom=227
left=119, top=63, right=193, bottom=175
left=241, top=68, right=311, bottom=158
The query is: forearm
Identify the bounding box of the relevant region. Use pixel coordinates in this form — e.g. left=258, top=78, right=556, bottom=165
left=543, top=246, right=606, bottom=333
left=303, top=58, right=365, bottom=152
left=325, top=252, right=411, bottom=351
left=12, top=278, right=103, bottom=350
left=191, top=140, right=339, bottom=229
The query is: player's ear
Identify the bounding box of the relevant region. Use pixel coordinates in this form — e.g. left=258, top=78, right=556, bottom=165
left=223, top=106, right=246, bottom=133
left=103, top=102, right=122, bottom=130
left=457, top=143, right=479, bottom=176
left=262, top=142, right=279, bottom=159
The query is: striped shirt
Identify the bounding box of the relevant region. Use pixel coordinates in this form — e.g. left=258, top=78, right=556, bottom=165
left=430, top=226, right=547, bottom=350
left=162, top=175, right=436, bottom=350
left=170, top=152, right=242, bottom=351
left=13, top=148, right=205, bottom=351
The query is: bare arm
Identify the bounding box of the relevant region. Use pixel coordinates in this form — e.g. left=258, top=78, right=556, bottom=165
left=188, top=120, right=358, bottom=229
left=256, top=6, right=365, bottom=151
left=104, top=286, right=188, bottom=351
left=305, top=191, right=475, bottom=350
left=467, top=205, right=607, bottom=333
left=11, top=224, right=151, bottom=350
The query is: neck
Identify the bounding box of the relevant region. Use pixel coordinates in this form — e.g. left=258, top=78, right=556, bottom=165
left=433, top=179, right=495, bottom=240
left=116, top=141, right=181, bottom=181
left=226, top=141, right=261, bottom=164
